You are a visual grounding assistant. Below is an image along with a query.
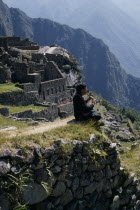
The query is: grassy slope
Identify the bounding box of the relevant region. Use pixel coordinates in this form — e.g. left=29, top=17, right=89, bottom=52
left=0, top=115, right=28, bottom=145
left=0, top=115, right=27, bottom=129
left=0, top=104, right=46, bottom=113
left=120, top=146, right=140, bottom=180
left=0, top=83, right=22, bottom=93
left=0, top=91, right=140, bottom=181
left=0, top=120, right=103, bottom=149
left=0, top=83, right=47, bottom=113
left=95, top=95, right=140, bottom=180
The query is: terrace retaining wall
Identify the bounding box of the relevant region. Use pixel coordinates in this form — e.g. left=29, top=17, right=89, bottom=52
left=0, top=139, right=140, bottom=210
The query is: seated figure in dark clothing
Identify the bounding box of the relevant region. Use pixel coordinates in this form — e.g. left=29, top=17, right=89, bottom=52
left=73, top=84, right=101, bottom=121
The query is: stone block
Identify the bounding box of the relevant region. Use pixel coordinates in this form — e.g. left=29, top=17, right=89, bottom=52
left=0, top=160, right=10, bottom=176
left=53, top=182, right=66, bottom=197
left=23, top=182, right=49, bottom=205
left=111, top=195, right=120, bottom=210
left=106, top=165, right=113, bottom=179
left=72, top=177, right=80, bottom=191
left=123, top=173, right=135, bottom=187
left=60, top=189, right=73, bottom=206
left=84, top=182, right=97, bottom=195
left=0, top=107, right=9, bottom=116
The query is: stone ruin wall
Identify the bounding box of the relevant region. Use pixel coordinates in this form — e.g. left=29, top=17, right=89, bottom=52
left=32, top=53, right=47, bottom=64
left=45, top=53, right=68, bottom=66
left=40, top=78, right=67, bottom=102
left=29, top=63, right=45, bottom=74
left=58, top=102, right=74, bottom=117
left=0, top=37, right=20, bottom=46
left=0, top=66, right=11, bottom=84
left=13, top=77, right=70, bottom=103
left=44, top=61, right=64, bottom=81
left=8, top=102, right=74, bottom=121
left=18, top=83, right=38, bottom=93
left=0, top=139, right=140, bottom=210
left=45, top=53, right=73, bottom=69
left=12, top=62, right=30, bottom=83
left=15, top=46, right=39, bottom=50
left=0, top=90, right=38, bottom=106
left=0, top=79, right=74, bottom=121
left=0, top=36, right=80, bottom=121
left=10, top=105, right=59, bottom=122
left=0, top=102, right=74, bottom=122
left=10, top=59, right=69, bottom=103
left=0, top=37, right=38, bottom=49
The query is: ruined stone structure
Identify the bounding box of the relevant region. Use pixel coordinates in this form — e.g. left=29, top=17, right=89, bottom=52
left=0, top=36, right=80, bottom=120
left=0, top=36, right=39, bottom=50
left=0, top=139, right=140, bottom=209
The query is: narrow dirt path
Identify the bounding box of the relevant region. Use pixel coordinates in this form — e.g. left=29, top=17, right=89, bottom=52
left=1, top=117, right=75, bottom=138
left=21, top=116, right=74, bottom=136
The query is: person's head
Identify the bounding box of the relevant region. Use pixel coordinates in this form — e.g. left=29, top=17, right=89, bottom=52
left=76, top=84, right=87, bottom=95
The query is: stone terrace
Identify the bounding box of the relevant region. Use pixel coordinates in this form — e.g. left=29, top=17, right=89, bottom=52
left=0, top=36, right=80, bottom=121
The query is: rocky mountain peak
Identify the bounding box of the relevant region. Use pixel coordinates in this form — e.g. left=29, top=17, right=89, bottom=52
left=0, top=0, right=140, bottom=113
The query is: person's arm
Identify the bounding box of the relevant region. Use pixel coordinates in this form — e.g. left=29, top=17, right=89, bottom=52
left=73, top=94, right=94, bottom=113
left=85, top=97, right=91, bottom=103
left=80, top=96, right=94, bottom=112
left=85, top=96, right=97, bottom=105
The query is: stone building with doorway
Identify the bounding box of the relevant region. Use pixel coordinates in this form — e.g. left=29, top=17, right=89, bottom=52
left=0, top=36, right=81, bottom=120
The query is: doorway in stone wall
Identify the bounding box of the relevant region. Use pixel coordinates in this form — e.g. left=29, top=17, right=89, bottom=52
left=43, top=91, right=45, bottom=100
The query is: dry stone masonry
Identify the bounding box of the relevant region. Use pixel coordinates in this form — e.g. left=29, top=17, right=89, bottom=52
left=0, top=36, right=81, bottom=121
left=0, top=139, right=140, bottom=210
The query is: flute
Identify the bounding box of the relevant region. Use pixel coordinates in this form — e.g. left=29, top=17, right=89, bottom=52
left=86, top=91, right=97, bottom=105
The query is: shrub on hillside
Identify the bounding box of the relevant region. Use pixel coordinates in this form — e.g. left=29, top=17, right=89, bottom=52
left=101, top=99, right=118, bottom=112
left=121, top=107, right=140, bottom=123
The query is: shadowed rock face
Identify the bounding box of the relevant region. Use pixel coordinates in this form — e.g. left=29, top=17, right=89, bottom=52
left=1, top=0, right=140, bottom=112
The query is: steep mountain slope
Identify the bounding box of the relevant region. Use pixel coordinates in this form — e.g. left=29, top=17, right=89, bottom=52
left=3, top=0, right=140, bottom=78
left=0, top=0, right=13, bottom=36
left=2, top=0, right=85, bottom=19
left=0, top=0, right=33, bottom=39
left=0, top=0, right=140, bottom=112
left=63, top=0, right=140, bottom=78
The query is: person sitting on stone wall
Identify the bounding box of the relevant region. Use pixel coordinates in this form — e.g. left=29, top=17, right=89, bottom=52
left=73, top=84, right=102, bottom=121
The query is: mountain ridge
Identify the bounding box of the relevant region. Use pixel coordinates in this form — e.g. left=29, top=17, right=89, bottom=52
left=0, top=0, right=140, bottom=112
left=3, top=0, right=140, bottom=78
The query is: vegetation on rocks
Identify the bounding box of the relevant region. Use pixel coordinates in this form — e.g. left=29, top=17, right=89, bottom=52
left=0, top=92, right=140, bottom=209
left=121, top=146, right=140, bottom=182
left=120, top=107, right=140, bottom=123
left=0, top=95, right=140, bottom=192
left=0, top=137, right=140, bottom=209
left=0, top=121, right=102, bottom=148
left=0, top=3, right=140, bottom=205
left=98, top=94, right=140, bottom=134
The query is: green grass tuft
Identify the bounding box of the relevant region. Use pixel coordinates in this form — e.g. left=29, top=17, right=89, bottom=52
left=120, top=146, right=140, bottom=181
left=0, top=83, right=22, bottom=93
left=0, top=120, right=103, bottom=149
left=0, top=104, right=46, bottom=114
left=0, top=115, right=27, bottom=129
